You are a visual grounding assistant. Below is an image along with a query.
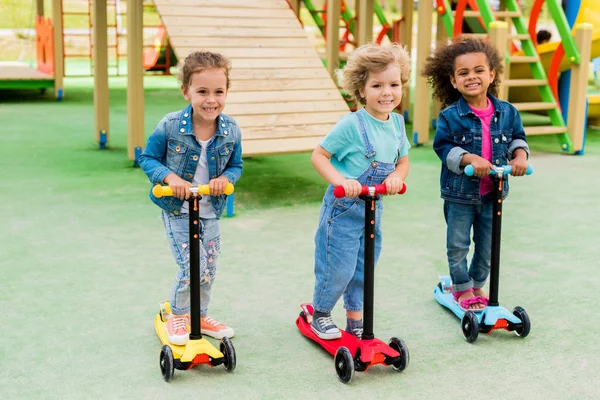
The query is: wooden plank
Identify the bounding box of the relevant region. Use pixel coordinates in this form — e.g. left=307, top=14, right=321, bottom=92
left=242, top=136, right=322, bottom=156
left=169, top=36, right=309, bottom=48
left=230, top=68, right=332, bottom=80
left=0, top=63, right=53, bottom=80
left=494, top=11, right=522, bottom=18
left=231, top=78, right=339, bottom=92
left=508, top=33, right=531, bottom=40
left=234, top=111, right=347, bottom=128
left=227, top=89, right=344, bottom=104
left=512, top=102, right=557, bottom=111
left=226, top=100, right=349, bottom=115
left=504, top=79, right=547, bottom=86
left=160, top=15, right=297, bottom=28
left=168, top=46, right=318, bottom=59
left=154, top=0, right=289, bottom=8
left=172, top=52, right=325, bottom=68
left=167, top=26, right=306, bottom=38
left=509, top=55, right=539, bottom=63
left=155, top=6, right=292, bottom=19
left=524, top=126, right=568, bottom=135
left=243, top=124, right=335, bottom=140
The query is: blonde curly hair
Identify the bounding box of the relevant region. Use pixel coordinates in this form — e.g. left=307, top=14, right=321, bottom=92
left=339, top=43, right=411, bottom=106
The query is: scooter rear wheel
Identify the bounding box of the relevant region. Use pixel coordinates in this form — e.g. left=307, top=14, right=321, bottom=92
left=334, top=346, right=355, bottom=383
left=160, top=345, right=175, bottom=382
left=220, top=337, right=236, bottom=372
left=388, top=337, right=409, bottom=371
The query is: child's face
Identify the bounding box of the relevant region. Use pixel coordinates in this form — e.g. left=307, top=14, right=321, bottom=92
left=182, top=68, right=228, bottom=124
left=359, top=64, right=403, bottom=121
left=450, top=52, right=496, bottom=105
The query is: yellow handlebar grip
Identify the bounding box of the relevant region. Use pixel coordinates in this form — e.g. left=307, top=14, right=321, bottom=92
left=152, top=183, right=234, bottom=198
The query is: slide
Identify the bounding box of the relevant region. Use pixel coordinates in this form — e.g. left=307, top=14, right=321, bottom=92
left=143, top=25, right=178, bottom=72
left=508, top=0, right=600, bottom=118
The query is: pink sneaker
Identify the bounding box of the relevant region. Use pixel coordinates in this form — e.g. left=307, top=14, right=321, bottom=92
left=200, top=316, right=235, bottom=339
left=165, top=315, right=189, bottom=345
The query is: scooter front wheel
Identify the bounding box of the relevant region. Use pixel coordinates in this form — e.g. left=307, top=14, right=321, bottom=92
left=160, top=345, right=175, bottom=382
left=461, top=311, right=479, bottom=343
left=334, top=346, right=355, bottom=384
left=220, top=337, right=236, bottom=372
left=388, top=337, right=409, bottom=372
left=512, top=306, right=531, bottom=338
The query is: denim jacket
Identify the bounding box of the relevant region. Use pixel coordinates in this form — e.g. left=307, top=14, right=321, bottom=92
left=433, top=94, right=529, bottom=204
left=139, top=105, right=243, bottom=218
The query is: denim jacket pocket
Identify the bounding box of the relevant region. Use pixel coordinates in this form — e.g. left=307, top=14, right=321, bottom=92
left=216, top=142, right=234, bottom=172
left=499, top=130, right=513, bottom=158
left=167, top=139, right=189, bottom=174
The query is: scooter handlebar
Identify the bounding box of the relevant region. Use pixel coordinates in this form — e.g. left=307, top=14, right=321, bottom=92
left=152, top=183, right=235, bottom=198
left=333, top=183, right=407, bottom=198
left=464, top=164, right=533, bottom=177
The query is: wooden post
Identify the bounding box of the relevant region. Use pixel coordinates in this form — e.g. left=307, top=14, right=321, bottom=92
left=36, top=0, right=44, bottom=16
left=127, top=0, right=145, bottom=165
left=289, top=0, right=300, bottom=17
left=488, top=21, right=508, bottom=101
left=412, top=0, right=432, bottom=145
left=567, top=23, right=592, bottom=154
left=93, top=0, right=110, bottom=148
left=400, top=0, right=413, bottom=121
left=326, top=0, right=340, bottom=80
left=431, top=10, right=449, bottom=121
left=51, top=0, right=64, bottom=100
left=355, top=0, right=374, bottom=46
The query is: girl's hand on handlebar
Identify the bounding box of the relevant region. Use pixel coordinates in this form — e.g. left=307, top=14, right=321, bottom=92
left=164, top=174, right=191, bottom=200
left=468, top=156, right=493, bottom=177
left=382, top=176, right=404, bottom=195
left=340, top=179, right=362, bottom=198
left=209, top=176, right=230, bottom=196
left=508, top=157, right=528, bottom=177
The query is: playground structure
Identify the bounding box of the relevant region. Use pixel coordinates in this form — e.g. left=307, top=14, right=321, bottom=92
left=3, top=0, right=595, bottom=160
left=418, top=0, right=595, bottom=154
left=0, top=0, right=64, bottom=99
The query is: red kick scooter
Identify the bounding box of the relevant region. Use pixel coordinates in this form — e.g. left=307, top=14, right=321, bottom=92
left=296, top=183, right=409, bottom=383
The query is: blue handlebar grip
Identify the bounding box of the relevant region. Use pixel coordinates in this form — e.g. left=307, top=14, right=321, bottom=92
left=465, top=164, right=533, bottom=176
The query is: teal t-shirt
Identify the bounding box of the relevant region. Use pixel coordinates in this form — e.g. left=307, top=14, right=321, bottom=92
left=320, top=108, right=410, bottom=179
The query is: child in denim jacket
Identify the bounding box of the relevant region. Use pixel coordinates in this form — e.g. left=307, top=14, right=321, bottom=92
left=139, top=51, right=243, bottom=345
left=309, top=43, right=411, bottom=340
left=422, top=38, right=529, bottom=311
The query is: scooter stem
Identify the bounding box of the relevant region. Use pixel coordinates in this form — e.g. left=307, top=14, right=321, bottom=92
left=488, top=174, right=503, bottom=307
left=361, top=193, right=379, bottom=340
left=189, top=195, right=203, bottom=340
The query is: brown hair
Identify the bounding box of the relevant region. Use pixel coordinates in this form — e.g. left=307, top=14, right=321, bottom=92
left=340, top=43, right=411, bottom=106
left=178, top=51, right=232, bottom=89
left=421, top=37, right=504, bottom=108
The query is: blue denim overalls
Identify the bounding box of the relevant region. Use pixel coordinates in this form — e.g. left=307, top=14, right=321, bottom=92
left=312, top=111, right=400, bottom=313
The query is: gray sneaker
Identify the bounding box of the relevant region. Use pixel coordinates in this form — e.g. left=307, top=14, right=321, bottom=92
left=311, top=313, right=342, bottom=340
left=346, top=326, right=363, bottom=339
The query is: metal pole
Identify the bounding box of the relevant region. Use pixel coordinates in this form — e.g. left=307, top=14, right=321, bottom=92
left=488, top=175, right=504, bottom=306
left=362, top=195, right=378, bottom=340
left=189, top=196, right=202, bottom=340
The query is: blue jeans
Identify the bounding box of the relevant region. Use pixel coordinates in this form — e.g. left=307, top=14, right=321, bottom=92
left=161, top=211, right=221, bottom=316
left=312, top=186, right=384, bottom=313
left=443, top=197, right=493, bottom=292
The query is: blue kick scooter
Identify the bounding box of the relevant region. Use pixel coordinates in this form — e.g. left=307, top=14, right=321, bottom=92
left=434, top=164, right=533, bottom=343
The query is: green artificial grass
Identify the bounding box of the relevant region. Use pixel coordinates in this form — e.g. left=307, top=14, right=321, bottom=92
left=1, top=74, right=600, bottom=399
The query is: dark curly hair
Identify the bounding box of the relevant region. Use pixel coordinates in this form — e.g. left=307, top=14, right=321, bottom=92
left=421, top=37, right=504, bottom=108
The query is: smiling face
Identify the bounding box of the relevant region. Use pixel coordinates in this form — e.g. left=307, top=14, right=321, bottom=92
left=359, top=64, right=403, bottom=121
left=181, top=68, right=228, bottom=125
left=450, top=52, right=496, bottom=107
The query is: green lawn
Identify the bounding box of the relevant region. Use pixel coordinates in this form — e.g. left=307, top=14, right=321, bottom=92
left=1, top=72, right=599, bottom=399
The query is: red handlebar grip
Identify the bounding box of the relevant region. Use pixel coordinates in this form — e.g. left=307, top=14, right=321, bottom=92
left=333, top=183, right=407, bottom=198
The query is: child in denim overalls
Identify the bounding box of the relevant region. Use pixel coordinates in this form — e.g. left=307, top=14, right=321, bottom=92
left=310, top=44, right=412, bottom=340
left=139, top=51, right=243, bottom=345
left=422, top=38, right=529, bottom=311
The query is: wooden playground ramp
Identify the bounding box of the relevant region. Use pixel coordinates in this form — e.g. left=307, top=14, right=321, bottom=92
left=152, top=0, right=350, bottom=156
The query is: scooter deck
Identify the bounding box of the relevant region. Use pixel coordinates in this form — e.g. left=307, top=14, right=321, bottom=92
left=296, top=303, right=400, bottom=370
left=433, top=286, right=521, bottom=328
left=154, top=314, right=224, bottom=365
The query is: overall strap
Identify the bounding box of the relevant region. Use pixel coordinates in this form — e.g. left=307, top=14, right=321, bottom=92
left=355, top=109, right=376, bottom=160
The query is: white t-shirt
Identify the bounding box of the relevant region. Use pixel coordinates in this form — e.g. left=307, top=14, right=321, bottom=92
left=180, top=139, right=216, bottom=218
